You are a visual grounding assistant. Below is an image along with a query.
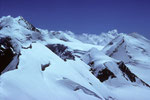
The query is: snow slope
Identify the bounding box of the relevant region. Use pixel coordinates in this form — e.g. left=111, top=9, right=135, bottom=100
left=0, top=43, right=111, bottom=100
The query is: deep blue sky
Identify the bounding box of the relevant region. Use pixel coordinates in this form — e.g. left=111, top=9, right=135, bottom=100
left=0, top=0, right=150, bottom=39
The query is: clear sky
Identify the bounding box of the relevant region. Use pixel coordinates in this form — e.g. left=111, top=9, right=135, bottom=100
left=0, top=0, right=150, bottom=39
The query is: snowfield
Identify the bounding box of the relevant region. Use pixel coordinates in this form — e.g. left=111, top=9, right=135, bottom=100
left=0, top=16, right=150, bottom=100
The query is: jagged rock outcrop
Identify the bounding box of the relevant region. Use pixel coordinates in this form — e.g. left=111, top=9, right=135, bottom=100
left=0, top=36, right=19, bottom=74
left=46, top=44, right=75, bottom=61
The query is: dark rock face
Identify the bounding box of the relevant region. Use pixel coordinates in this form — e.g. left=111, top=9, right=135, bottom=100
left=109, top=39, right=125, bottom=57
left=88, top=61, right=94, bottom=67
left=96, top=68, right=116, bottom=82
left=46, top=44, right=75, bottom=61
left=41, top=62, right=50, bottom=71
left=1, top=54, right=20, bottom=74
left=117, top=61, right=136, bottom=82
left=117, top=61, right=150, bottom=87
left=108, top=41, right=113, bottom=45
left=88, top=61, right=116, bottom=82
left=0, top=26, right=2, bottom=30
left=0, top=37, right=16, bottom=74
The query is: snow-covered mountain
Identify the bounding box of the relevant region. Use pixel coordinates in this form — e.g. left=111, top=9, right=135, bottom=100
left=71, top=29, right=119, bottom=46
left=0, top=16, right=150, bottom=100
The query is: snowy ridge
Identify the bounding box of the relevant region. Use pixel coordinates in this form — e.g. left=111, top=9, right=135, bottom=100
left=103, top=33, right=150, bottom=64
left=102, top=33, right=150, bottom=86
left=81, top=48, right=150, bottom=87
left=0, top=16, right=150, bottom=100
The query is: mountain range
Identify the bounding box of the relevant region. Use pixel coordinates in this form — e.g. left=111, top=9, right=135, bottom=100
left=0, top=16, right=150, bottom=100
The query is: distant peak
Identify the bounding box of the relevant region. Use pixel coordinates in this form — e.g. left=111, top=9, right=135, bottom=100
left=100, top=29, right=119, bottom=38
left=108, top=29, right=118, bottom=36
left=0, top=15, right=12, bottom=19
left=16, top=16, right=24, bottom=20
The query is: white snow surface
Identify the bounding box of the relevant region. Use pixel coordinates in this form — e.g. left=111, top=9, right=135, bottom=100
left=0, top=43, right=109, bottom=100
